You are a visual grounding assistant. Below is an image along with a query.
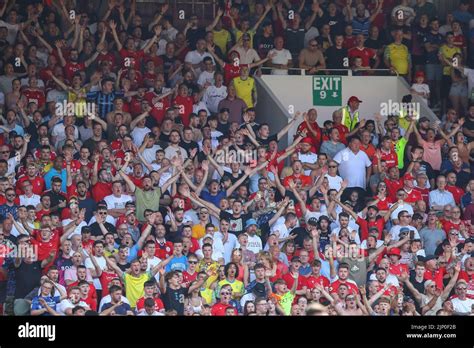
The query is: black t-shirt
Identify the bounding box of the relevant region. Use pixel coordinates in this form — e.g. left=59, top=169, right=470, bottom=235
left=219, top=211, right=252, bottom=236
left=217, top=121, right=231, bottom=135
left=325, top=46, right=348, bottom=70
left=90, top=222, right=117, bottom=238
left=14, top=261, right=42, bottom=299
left=284, top=27, right=306, bottom=57
left=254, top=34, right=275, bottom=58
left=319, top=13, right=346, bottom=36
left=179, top=140, right=199, bottom=157
left=256, top=133, right=278, bottom=146
left=78, top=197, right=97, bottom=223
left=117, top=261, right=131, bottom=272
left=186, top=27, right=206, bottom=50
left=161, top=286, right=189, bottom=315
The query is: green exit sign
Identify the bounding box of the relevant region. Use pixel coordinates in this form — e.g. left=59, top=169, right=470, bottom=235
left=312, top=76, right=342, bottom=106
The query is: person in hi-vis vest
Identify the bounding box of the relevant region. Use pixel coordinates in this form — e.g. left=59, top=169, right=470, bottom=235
left=340, top=96, right=361, bottom=131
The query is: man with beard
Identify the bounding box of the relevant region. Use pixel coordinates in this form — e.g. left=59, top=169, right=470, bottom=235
left=43, top=177, right=67, bottom=215
left=91, top=154, right=113, bottom=202
left=73, top=181, right=96, bottom=222
left=44, top=156, right=67, bottom=192
left=16, top=162, right=45, bottom=196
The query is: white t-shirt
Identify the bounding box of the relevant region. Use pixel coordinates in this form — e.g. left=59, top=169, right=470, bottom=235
left=84, top=256, right=107, bottom=290
left=184, top=50, right=215, bottom=76
left=271, top=223, right=290, bottom=248
left=164, top=145, right=188, bottom=160
left=298, top=152, right=318, bottom=176
left=325, top=174, right=344, bottom=191
left=333, top=148, right=371, bottom=189
left=62, top=219, right=88, bottom=239
left=197, top=70, right=215, bottom=87
left=103, top=194, right=133, bottom=210
left=203, top=85, right=228, bottom=114
left=244, top=234, right=263, bottom=255
left=215, top=231, right=238, bottom=264
left=131, top=126, right=151, bottom=147
left=269, top=48, right=292, bottom=75
left=58, top=299, right=90, bottom=315
left=19, top=194, right=41, bottom=207
left=142, top=145, right=162, bottom=164
left=411, top=83, right=430, bottom=104
left=451, top=297, right=474, bottom=314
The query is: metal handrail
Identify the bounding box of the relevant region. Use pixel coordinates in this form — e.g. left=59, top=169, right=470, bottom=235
left=257, top=67, right=398, bottom=77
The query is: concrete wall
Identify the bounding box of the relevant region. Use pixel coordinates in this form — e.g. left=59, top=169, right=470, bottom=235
left=255, top=74, right=438, bottom=151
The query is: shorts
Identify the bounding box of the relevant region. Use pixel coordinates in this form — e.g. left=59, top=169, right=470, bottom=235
left=425, top=64, right=443, bottom=81
left=449, top=81, right=468, bottom=97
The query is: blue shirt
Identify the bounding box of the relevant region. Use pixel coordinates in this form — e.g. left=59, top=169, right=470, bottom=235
left=165, top=255, right=188, bottom=272
left=31, top=295, right=60, bottom=315
left=423, top=32, right=444, bottom=63
left=0, top=204, right=19, bottom=222
left=200, top=190, right=226, bottom=208
left=86, top=91, right=124, bottom=119
left=43, top=168, right=67, bottom=192
left=461, top=193, right=473, bottom=209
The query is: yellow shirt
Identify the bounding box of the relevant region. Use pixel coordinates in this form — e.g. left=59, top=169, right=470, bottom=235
left=123, top=272, right=151, bottom=308
left=439, top=45, right=461, bottom=75
left=234, top=29, right=256, bottom=48
left=200, top=287, right=215, bottom=305
left=213, top=29, right=231, bottom=55
left=385, top=43, right=409, bottom=75
left=216, top=279, right=244, bottom=299
left=196, top=260, right=220, bottom=288
left=67, top=88, right=87, bottom=118
left=191, top=225, right=206, bottom=240
left=232, top=76, right=255, bottom=108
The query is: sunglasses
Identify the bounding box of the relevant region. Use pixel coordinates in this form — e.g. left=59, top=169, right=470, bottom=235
left=329, top=165, right=337, bottom=168
left=188, top=261, right=198, bottom=264
left=457, top=287, right=467, bottom=290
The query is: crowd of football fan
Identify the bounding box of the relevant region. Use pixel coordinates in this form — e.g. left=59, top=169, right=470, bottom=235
left=0, top=0, right=473, bottom=316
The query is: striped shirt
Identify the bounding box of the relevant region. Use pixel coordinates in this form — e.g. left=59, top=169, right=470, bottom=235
left=86, top=91, right=124, bottom=119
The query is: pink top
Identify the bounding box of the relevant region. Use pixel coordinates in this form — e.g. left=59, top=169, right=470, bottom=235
left=420, top=139, right=442, bottom=170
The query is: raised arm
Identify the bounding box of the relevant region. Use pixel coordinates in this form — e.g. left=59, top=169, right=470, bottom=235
left=109, top=20, right=123, bottom=51
left=251, top=2, right=272, bottom=32
left=277, top=112, right=303, bottom=141
left=398, top=272, right=422, bottom=304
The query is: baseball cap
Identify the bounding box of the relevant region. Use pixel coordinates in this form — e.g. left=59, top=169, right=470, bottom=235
left=415, top=71, right=425, bottom=78
left=307, top=217, right=319, bottom=226
left=403, top=173, right=414, bottom=181
left=301, top=137, right=313, bottom=145
left=388, top=247, right=402, bottom=258
left=81, top=226, right=91, bottom=234
left=367, top=205, right=379, bottom=212
left=245, top=219, right=257, bottom=229
left=348, top=96, right=362, bottom=104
